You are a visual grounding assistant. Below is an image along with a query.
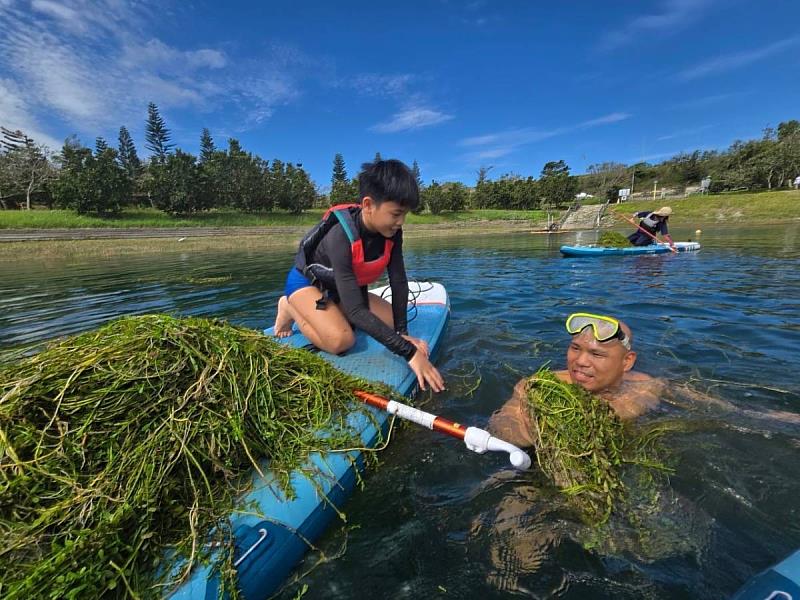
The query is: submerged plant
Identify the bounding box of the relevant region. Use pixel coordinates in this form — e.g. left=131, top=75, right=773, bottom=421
left=598, top=231, right=632, bottom=248
left=525, top=369, right=671, bottom=524
left=0, top=315, right=389, bottom=599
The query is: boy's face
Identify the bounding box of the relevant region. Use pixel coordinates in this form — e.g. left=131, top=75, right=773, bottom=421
left=362, top=197, right=409, bottom=238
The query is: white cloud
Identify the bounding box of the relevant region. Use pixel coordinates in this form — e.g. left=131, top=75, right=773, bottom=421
left=677, top=36, right=800, bottom=81
left=0, top=1, right=306, bottom=147
left=600, top=0, right=718, bottom=51
left=370, top=107, right=454, bottom=133
left=671, top=92, right=746, bottom=110
left=459, top=112, right=631, bottom=154
left=351, top=74, right=415, bottom=97
left=656, top=124, right=714, bottom=141
left=0, top=78, right=63, bottom=149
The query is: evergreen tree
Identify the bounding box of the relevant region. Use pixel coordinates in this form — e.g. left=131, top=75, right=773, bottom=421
left=199, top=128, right=215, bottom=164
left=330, top=153, right=350, bottom=205
left=145, top=102, right=173, bottom=164
left=410, top=160, right=424, bottom=214
left=52, top=138, right=129, bottom=215
left=538, top=160, right=577, bottom=207
left=373, top=152, right=382, bottom=163
left=331, top=153, right=347, bottom=186
left=411, top=160, right=422, bottom=189
left=94, top=137, right=108, bottom=156
left=117, top=126, right=141, bottom=179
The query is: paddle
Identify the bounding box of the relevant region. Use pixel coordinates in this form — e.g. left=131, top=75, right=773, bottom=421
left=610, top=210, right=677, bottom=253
left=354, top=390, right=532, bottom=470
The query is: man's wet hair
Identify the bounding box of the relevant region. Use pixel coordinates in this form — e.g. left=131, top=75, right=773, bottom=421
left=359, top=159, right=419, bottom=210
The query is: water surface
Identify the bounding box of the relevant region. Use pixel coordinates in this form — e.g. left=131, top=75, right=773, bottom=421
left=2, top=223, right=799, bottom=599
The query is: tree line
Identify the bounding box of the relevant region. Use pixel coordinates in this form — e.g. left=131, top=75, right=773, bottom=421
left=2, top=110, right=799, bottom=215
left=0, top=103, right=317, bottom=215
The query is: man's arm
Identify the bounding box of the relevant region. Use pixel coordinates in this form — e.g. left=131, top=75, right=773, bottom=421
left=671, top=383, right=800, bottom=425
left=488, top=379, right=537, bottom=448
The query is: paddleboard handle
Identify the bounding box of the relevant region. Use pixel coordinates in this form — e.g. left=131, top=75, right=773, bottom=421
left=354, top=390, right=532, bottom=470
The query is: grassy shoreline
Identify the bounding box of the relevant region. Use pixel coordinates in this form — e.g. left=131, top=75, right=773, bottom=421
left=1, top=190, right=798, bottom=231
left=1, top=190, right=797, bottom=259
left=618, top=189, right=800, bottom=223
left=0, top=208, right=548, bottom=229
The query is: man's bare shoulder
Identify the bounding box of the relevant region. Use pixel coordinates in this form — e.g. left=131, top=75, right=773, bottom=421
left=624, top=370, right=654, bottom=382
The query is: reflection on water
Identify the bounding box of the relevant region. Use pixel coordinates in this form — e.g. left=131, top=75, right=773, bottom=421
left=1, top=223, right=799, bottom=599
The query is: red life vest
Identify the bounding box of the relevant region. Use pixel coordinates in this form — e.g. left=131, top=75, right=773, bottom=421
left=295, top=204, right=394, bottom=288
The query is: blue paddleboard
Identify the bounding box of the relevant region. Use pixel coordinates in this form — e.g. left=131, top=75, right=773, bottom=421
left=560, top=241, right=700, bottom=257
left=731, top=549, right=800, bottom=599
left=169, top=281, right=449, bottom=599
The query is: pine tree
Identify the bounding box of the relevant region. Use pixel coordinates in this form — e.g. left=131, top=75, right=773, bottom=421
left=411, top=160, right=423, bottom=189
left=94, top=137, right=108, bottom=156
left=331, top=153, right=347, bottom=187
left=199, top=128, right=215, bottom=164
left=117, top=126, right=141, bottom=179
left=373, top=151, right=382, bottom=163
left=145, top=102, right=173, bottom=164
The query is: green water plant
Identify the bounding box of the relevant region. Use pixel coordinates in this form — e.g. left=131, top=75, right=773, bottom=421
left=598, top=231, right=632, bottom=248
left=525, top=369, right=670, bottom=524
left=0, top=315, right=388, bottom=599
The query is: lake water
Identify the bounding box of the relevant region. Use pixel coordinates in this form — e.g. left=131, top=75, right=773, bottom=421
left=2, top=223, right=799, bottom=599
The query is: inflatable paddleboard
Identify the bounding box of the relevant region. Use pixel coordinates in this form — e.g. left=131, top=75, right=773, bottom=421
left=560, top=241, right=701, bottom=257
left=731, top=549, right=800, bottom=599
left=169, top=281, right=449, bottom=599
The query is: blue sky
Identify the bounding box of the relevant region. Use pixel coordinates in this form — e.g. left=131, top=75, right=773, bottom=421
left=1, top=0, right=799, bottom=189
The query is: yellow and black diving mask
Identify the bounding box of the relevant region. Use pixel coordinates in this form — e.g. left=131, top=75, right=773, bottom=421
left=565, top=312, right=631, bottom=350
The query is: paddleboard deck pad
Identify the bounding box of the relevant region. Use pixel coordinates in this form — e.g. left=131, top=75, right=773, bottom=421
left=560, top=241, right=700, bottom=257
left=169, top=281, right=449, bottom=599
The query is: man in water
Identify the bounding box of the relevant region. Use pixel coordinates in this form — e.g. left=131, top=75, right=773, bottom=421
left=489, top=313, right=799, bottom=448
left=628, top=206, right=674, bottom=247
left=489, top=313, right=658, bottom=448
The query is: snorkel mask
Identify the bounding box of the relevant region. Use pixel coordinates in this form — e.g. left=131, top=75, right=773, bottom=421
left=566, top=313, right=631, bottom=351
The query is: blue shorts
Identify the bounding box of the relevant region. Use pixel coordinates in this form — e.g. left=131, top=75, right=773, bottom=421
left=284, top=267, right=313, bottom=298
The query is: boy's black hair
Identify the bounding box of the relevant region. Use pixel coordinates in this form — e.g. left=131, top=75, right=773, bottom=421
left=359, top=159, right=419, bottom=210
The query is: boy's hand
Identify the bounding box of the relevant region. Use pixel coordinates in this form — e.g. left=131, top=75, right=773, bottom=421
left=408, top=350, right=445, bottom=393
left=402, top=335, right=429, bottom=357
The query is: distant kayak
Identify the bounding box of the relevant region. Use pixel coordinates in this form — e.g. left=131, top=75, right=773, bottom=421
left=560, top=241, right=701, bottom=257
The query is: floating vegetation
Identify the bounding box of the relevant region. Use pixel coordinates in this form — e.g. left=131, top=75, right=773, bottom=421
left=598, top=231, right=632, bottom=248
left=0, top=315, right=389, bottom=599
left=525, top=369, right=671, bottom=524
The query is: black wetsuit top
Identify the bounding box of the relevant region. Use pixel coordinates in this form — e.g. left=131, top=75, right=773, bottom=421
left=310, top=212, right=416, bottom=360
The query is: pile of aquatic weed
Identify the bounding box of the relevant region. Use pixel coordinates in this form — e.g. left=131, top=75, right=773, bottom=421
left=0, top=315, right=388, bottom=599
left=525, top=369, right=671, bottom=524
left=598, top=231, right=632, bottom=248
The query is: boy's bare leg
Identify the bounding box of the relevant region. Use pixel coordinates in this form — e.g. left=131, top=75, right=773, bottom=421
left=287, top=287, right=355, bottom=354
left=367, top=293, right=395, bottom=328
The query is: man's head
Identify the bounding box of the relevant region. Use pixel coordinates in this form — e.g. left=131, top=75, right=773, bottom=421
left=359, top=159, right=419, bottom=237
left=565, top=314, right=637, bottom=393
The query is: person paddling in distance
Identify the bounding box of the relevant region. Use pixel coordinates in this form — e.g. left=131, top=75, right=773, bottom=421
left=628, top=206, right=675, bottom=247
left=489, top=312, right=800, bottom=448
left=274, top=159, right=445, bottom=392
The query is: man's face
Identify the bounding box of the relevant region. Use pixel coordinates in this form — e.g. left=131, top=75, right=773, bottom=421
left=566, top=328, right=635, bottom=393
left=363, top=198, right=409, bottom=238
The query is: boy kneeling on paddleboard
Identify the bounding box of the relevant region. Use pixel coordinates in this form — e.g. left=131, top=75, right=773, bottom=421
left=274, top=159, right=445, bottom=392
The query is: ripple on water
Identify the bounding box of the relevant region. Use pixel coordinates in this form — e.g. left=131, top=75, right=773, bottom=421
left=2, top=226, right=800, bottom=599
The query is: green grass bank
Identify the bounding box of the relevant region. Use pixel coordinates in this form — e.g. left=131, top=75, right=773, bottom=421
left=619, top=189, right=800, bottom=224
left=0, top=207, right=547, bottom=229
